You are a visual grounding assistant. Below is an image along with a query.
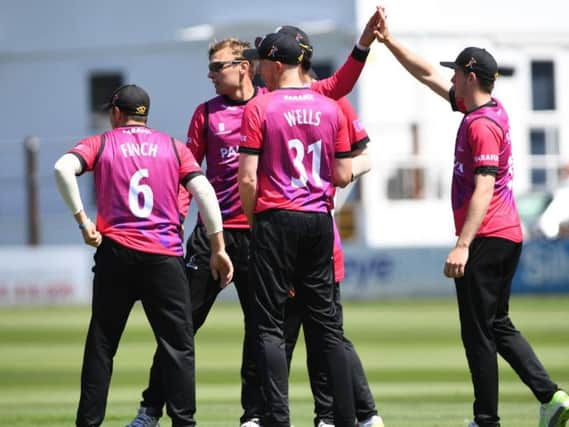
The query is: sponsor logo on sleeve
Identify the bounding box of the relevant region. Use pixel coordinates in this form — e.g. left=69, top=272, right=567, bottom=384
left=474, top=154, right=499, bottom=163
left=353, top=119, right=364, bottom=132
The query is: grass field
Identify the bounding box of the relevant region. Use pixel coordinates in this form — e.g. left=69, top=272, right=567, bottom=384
left=0, top=295, right=567, bottom=427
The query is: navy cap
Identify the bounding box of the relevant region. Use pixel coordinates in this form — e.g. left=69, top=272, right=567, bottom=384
left=242, top=32, right=305, bottom=65
left=276, top=25, right=313, bottom=60
left=440, top=47, right=499, bottom=81
left=102, top=84, right=150, bottom=116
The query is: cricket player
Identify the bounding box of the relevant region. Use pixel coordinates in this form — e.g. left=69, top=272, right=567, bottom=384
left=375, top=8, right=569, bottom=427
left=277, top=24, right=384, bottom=427
left=53, top=84, right=233, bottom=427
left=239, top=31, right=354, bottom=427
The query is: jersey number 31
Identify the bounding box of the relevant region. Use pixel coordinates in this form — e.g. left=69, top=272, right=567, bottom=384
left=288, top=139, right=322, bottom=188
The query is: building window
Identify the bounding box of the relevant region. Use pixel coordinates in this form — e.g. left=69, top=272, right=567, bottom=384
left=89, top=72, right=124, bottom=131
left=88, top=72, right=124, bottom=205
left=529, top=127, right=560, bottom=190
left=387, top=123, right=425, bottom=200
left=531, top=61, right=555, bottom=111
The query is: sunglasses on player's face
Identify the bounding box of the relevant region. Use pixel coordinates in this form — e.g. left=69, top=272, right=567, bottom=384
left=208, top=60, right=245, bottom=73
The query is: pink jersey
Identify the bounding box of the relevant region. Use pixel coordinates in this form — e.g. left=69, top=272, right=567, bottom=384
left=335, top=97, right=370, bottom=150
left=180, top=88, right=269, bottom=228
left=452, top=97, right=523, bottom=243
left=332, top=97, right=370, bottom=282
left=240, top=88, right=351, bottom=214
left=177, top=47, right=365, bottom=222
left=70, top=126, right=202, bottom=256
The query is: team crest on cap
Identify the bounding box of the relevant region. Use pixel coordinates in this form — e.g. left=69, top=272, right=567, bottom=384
left=136, top=105, right=147, bottom=114
left=267, top=45, right=278, bottom=58
left=465, top=57, right=477, bottom=69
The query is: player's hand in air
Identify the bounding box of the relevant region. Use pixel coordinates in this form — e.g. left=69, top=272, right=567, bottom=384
left=374, top=6, right=390, bottom=44
left=80, top=220, right=102, bottom=248
left=210, top=250, right=234, bottom=288
left=443, top=246, right=468, bottom=278
left=358, top=5, right=383, bottom=47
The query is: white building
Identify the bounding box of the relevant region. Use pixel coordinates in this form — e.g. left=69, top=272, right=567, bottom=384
left=1, top=0, right=568, bottom=246
left=355, top=0, right=569, bottom=246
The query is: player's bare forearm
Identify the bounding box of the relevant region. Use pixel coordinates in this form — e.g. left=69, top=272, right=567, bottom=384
left=445, top=174, right=494, bottom=278
left=208, top=231, right=226, bottom=254
left=456, top=174, right=495, bottom=248
left=376, top=6, right=450, bottom=101
left=333, top=158, right=353, bottom=188
left=238, top=173, right=256, bottom=226
left=208, top=232, right=234, bottom=286
left=239, top=184, right=256, bottom=227
left=238, top=154, right=258, bottom=226
left=385, top=38, right=450, bottom=100
left=351, top=147, right=371, bottom=179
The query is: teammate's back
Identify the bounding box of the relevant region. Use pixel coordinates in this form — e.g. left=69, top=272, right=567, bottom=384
left=241, top=87, right=350, bottom=214
left=54, top=83, right=233, bottom=427
left=238, top=31, right=356, bottom=427
left=71, top=126, right=200, bottom=256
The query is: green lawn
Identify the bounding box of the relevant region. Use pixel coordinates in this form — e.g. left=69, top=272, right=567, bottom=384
left=0, top=295, right=567, bottom=426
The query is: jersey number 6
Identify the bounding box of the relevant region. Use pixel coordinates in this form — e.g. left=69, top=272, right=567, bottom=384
left=129, top=169, right=154, bottom=218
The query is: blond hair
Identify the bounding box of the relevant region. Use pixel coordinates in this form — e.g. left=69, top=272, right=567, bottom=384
left=208, top=38, right=251, bottom=60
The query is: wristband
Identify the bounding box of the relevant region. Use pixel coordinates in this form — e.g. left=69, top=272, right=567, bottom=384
left=78, top=218, right=92, bottom=230
left=351, top=45, right=370, bottom=62
left=355, top=42, right=370, bottom=52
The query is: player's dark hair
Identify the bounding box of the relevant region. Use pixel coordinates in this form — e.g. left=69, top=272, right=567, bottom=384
left=462, top=68, right=495, bottom=94
left=478, top=78, right=495, bottom=94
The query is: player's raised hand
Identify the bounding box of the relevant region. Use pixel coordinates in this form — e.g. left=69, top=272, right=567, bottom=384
left=210, top=250, right=234, bottom=288
left=374, top=6, right=390, bottom=44
left=358, top=6, right=382, bottom=48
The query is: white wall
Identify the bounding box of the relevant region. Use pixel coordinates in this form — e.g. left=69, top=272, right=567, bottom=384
left=357, top=0, right=569, bottom=35
left=354, top=0, right=569, bottom=246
